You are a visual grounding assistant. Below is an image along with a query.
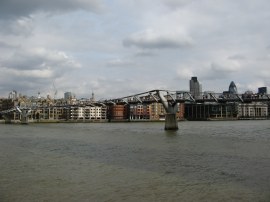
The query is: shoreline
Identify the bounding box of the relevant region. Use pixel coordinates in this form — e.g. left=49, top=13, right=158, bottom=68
left=0, top=118, right=269, bottom=124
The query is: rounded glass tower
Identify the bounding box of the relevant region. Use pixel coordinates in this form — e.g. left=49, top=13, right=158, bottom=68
left=228, top=81, right=237, bottom=94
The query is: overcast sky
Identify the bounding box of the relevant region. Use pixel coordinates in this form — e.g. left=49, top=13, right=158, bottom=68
left=1, top=0, right=270, bottom=99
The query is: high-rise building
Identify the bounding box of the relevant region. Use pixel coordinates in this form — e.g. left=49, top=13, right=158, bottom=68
left=258, top=87, right=267, bottom=94
left=90, top=91, right=95, bottom=102
left=64, top=92, right=75, bottom=100
left=189, top=77, right=202, bottom=98
left=228, top=81, right=237, bottom=94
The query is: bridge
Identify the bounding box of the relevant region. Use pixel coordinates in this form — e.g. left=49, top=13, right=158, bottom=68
left=105, top=90, right=270, bottom=104
left=1, top=89, right=270, bottom=129
left=0, top=106, right=32, bottom=124
left=104, top=89, right=270, bottom=130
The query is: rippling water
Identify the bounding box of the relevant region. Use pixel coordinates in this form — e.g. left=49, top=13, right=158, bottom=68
left=0, top=121, right=270, bottom=201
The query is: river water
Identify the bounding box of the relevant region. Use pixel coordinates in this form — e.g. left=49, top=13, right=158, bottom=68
left=0, top=121, right=270, bottom=202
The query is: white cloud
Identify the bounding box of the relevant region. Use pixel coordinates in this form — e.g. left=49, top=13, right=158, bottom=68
left=176, top=67, right=194, bottom=79
left=106, top=58, right=134, bottom=67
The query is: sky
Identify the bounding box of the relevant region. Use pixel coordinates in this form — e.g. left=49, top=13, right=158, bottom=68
left=1, top=0, right=270, bottom=99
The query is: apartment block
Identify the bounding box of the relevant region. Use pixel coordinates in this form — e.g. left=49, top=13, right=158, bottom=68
left=129, top=104, right=150, bottom=120
left=108, top=104, right=129, bottom=120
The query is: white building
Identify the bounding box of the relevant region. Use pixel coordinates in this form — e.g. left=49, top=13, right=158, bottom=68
left=238, top=102, right=268, bottom=119
left=68, top=106, right=107, bottom=121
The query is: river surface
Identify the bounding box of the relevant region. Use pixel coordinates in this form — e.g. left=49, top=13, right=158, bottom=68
left=0, top=121, right=270, bottom=202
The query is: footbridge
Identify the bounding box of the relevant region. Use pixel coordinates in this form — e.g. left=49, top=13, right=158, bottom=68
left=104, top=90, right=190, bottom=130
left=1, top=89, right=269, bottom=128
left=104, top=89, right=270, bottom=130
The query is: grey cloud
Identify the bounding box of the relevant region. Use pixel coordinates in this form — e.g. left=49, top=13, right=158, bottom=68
left=2, top=48, right=81, bottom=71
left=0, top=47, right=81, bottom=96
left=228, top=54, right=246, bottom=60
left=0, top=41, right=19, bottom=49
left=123, top=29, right=194, bottom=49
left=199, top=62, right=240, bottom=81
left=0, top=0, right=270, bottom=98
left=0, top=66, right=54, bottom=96
left=162, top=0, right=197, bottom=9
left=210, top=63, right=239, bottom=73
left=0, top=0, right=103, bottom=19
left=106, top=58, right=134, bottom=67
left=134, top=51, right=157, bottom=57
left=0, top=17, right=34, bottom=36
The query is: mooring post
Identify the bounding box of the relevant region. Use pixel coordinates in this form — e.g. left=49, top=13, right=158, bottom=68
left=157, top=91, right=178, bottom=130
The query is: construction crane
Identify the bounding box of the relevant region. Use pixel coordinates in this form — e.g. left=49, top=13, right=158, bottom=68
left=52, top=81, right=58, bottom=99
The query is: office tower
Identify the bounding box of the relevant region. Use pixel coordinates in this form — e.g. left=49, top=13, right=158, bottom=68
left=258, top=87, right=267, bottom=94
left=189, top=77, right=202, bottom=98
left=228, top=81, right=237, bottom=94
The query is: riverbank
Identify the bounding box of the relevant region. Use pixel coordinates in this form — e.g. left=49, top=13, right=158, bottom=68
left=1, top=117, right=269, bottom=124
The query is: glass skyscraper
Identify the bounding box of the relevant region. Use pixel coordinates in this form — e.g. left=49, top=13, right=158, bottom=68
left=189, top=77, right=202, bottom=98
left=228, top=81, right=237, bottom=94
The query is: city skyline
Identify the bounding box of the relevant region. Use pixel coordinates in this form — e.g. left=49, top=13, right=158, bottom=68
left=4, top=77, right=268, bottom=100
left=1, top=0, right=270, bottom=99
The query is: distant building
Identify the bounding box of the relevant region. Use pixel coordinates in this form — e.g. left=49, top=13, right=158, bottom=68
left=8, top=90, right=17, bottom=100
left=228, top=81, right=238, bottom=94
left=184, top=101, right=268, bottom=120
left=258, top=87, right=267, bottom=94
left=129, top=104, right=150, bottom=120
left=185, top=103, right=238, bottom=120
left=90, top=91, right=95, bottom=102
left=238, top=103, right=268, bottom=119
left=149, top=103, right=166, bottom=120
left=64, top=92, right=71, bottom=99
left=189, top=77, right=202, bottom=98
left=223, top=81, right=238, bottom=97
left=65, top=106, right=107, bottom=121
left=64, top=92, right=75, bottom=100
left=108, top=104, right=129, bottom=120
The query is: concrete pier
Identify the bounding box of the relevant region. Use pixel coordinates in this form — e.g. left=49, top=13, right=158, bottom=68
left=157, top=91, right=179, bottom=130
left=165, top=113, right=178, bottom=130
left=21, top=110, right=29, bottom=124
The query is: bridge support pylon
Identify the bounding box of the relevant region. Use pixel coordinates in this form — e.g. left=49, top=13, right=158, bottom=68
left=165, top=113, right=178, bottom=130
left=20, top=109, right=30, bottom=124
left=157, top=91, right=178, bottom=130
